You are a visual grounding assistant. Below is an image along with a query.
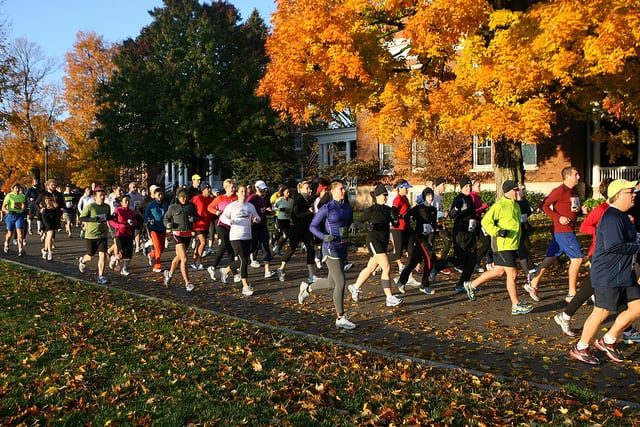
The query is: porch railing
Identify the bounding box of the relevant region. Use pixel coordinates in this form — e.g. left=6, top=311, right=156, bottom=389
left=599, top=166, right=640, bottom=183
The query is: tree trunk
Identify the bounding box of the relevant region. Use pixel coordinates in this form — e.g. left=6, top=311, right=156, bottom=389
left=494, top=138, right=525, bottom=198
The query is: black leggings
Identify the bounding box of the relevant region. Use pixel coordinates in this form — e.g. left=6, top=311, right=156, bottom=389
left=282, top=229, right=315, bottom=264
left=230, top=239, right=251, bottom=279
left=210, top=225, right=234, bottom=268
left=388, top=228, right=411, bottom=263
left=453, top=230, right=476, bottom=285
left=399, top=233, right=443, bottom=287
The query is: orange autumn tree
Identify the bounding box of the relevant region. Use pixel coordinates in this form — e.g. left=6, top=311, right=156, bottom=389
left=259, top=0, right=640, bottom=191
left=58, top=31, right=119, bottom=188
left=0, top=38, right=63, bottom=190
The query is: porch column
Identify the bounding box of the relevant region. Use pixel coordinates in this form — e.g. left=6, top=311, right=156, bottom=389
left=591, top=121, right=601, bottom=190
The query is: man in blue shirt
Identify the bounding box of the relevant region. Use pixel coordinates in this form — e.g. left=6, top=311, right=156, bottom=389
left=570, top=179, right=640, bottom=365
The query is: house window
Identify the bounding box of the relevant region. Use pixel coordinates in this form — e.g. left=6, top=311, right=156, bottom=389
left=473, top=136, right=492, bottom=169
left=412, top=140, right=427, bottom=171
left=379, top=143, right=394, bottom=174
left=522, top=143, right=538, bottom=168
left=472, top=136, right=538, bottom=170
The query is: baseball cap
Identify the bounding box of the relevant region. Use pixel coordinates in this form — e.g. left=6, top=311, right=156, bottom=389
left=502, top=180, right=519, bottom=193
left=149, top=185, right=158, bottom=195
left=93, top=185, right=105, bottom=193
left=192, top=174, right=201, bottom=180
left=607, top=179, right=637, bottom=199
left=202, top=183, right=211, bottom=190
left=255, top=180, right=268, bottom=190
left=373, top=184, right=388, bottom=196
left=396, top=181, right=412, bottom=189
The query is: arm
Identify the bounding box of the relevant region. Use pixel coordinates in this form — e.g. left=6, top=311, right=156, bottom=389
left=309, top=205, right=328, bottom=240
left=540, top=187, right=562, bottom=223
left=601, top=215, right=640, bottom=255
left=579, top=204, right=605, bottom=236
left=448, top=195, right=463, bottom=219
left=480, top=204, right=501, bottom=237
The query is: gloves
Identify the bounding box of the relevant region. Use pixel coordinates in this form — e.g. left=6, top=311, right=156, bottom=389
left=348, top=223, right=358, bottom=234
left=127, top=219, right=134, bottom=226
left=323, top=234, right=335, bottom=242
left=497, top=229, right=508, bottom=238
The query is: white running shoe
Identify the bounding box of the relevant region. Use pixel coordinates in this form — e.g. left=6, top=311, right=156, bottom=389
left=407, top=277, right=421, bottom=287
left=219, top=267, right=229, bottom=284
left=97, top=276, right=108, bottom=285
left=298, top=281, right=310, bottom=304
left=207, top=266, right=217, bottom=280
left=386, top=295, right=402, bottom=307
left=242, top=285, right=254, bottom=296
left=163, top=270, right=172, bottom=287
left=335, top=316, right=356, bottom=330
left=348, top=284, right=360, bottom=302
left=120, top=268, right=130, bottom=276
left=250, top=260, right=261, bottom=268
left=185, top=283, right=194, bottom=292
left=41, top=248, right=47, bottom=259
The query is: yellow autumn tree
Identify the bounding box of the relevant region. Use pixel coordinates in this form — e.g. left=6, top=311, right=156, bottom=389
left=259, top=0, right=640, bottom=189
left=57, top=31, right=119, bottom=188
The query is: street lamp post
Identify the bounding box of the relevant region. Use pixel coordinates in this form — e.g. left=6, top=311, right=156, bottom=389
left=43, top=137, right=49, bottom=182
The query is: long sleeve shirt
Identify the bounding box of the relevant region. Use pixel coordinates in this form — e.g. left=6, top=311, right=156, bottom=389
left=481, top=196, right=521, bottom=252
left=579, top=201, right=609, bottom=257
left=310, top=199, right=353, bottom=259
left=220, top=201, right=259, bottom=241
left=109, top=206, right=137, bottom=237
left=590, top=206, right=640, bottom=288
left=541, top=183, right=580, bottom=233
left=145, top=200, right=168, bottom=232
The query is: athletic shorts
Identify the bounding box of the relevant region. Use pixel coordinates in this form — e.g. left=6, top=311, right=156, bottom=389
left=492, top=250, right=518, bottom=268
left=593, top=285, right=640, bottom=312
left=194, top=229, right=209, bottom=237
left=366, top=238, right=389, bottom=257
left=546, top=232, right=583, bottom=259
left=63, top=212, right=74, bottom=224
left=172, top=234, right=192, bottom=246
left=85, top=238, right=108, bottom=257
left=5, top=212, right=26, bottom=231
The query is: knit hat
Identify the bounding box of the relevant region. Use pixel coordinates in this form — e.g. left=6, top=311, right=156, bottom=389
left=502, top=180, right=519, bottom=193
left=434, top=177, right=445, bottom=187
left=422, top=187, right=434, bottom=201
left=459, top=177, right=471, bottom=188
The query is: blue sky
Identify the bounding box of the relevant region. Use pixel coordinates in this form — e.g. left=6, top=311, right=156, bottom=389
left=3, top=0, right=276, bottom=83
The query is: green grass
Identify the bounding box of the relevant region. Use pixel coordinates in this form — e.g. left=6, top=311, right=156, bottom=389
left=0, top=262, right=637, bottom=426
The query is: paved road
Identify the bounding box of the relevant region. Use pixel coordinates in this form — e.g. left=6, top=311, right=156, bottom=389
left=1, top=224, right=638, bottom=403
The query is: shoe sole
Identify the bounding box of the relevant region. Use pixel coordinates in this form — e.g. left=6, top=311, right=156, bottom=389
left=569, top=349, right=600, bottom=365
left=336, top=324, right=356, bottom=330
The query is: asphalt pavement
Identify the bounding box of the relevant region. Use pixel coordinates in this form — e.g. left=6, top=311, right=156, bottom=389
left=1, top=223, right=638, bottom=403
